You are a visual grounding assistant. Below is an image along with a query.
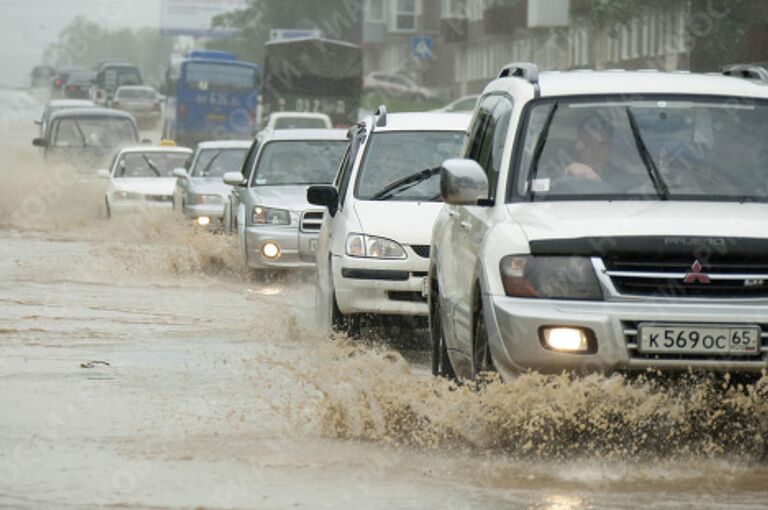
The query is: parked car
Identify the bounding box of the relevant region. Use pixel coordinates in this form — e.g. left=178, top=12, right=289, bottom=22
left=30, top=65, right=56, bottom=89
left=35, top=99, right=96, bottom=139
left=307, top=110, right=469, bottom=332
left=63, top=70, right=95, bottom=99
left=112, top=85, right=162, bottom=128
left=266, top=112, right=333, bottom=130
left=33, top=107, right=140, bottom=172
left=429, top=63, right=768, bottom=381
left=222, top=129, right=348, bottom=271
left=173, top=140, right=251, bottom=228
left=432, top=95, right=479, bottom=113
left=98, top=145, right=193, bottom=218
left=363, top=72, right=437, bottom=101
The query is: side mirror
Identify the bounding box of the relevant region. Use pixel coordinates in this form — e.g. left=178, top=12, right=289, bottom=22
left=440, top=159, right=489, bottom=205
left=223, top=172, right=246, bottom=186
left=140, top=138, right=152, bottom=145
left=32, top=138, right=47, bottom=147
left=97, top=169, right=111, bottom=179
left=307, top=184, right=339, bottom=217
left=34, top=120, right=42, bottom=125
left=172, top=167, right=188, bottom=178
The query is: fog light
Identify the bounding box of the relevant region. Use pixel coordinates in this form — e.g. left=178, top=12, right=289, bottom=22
left=261, top=242, right=280, bottom=259
left=540, top=327, right=591, bottom=353
left=197, top=216, right=211, bottom=226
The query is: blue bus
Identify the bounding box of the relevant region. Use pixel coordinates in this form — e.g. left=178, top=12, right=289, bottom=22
left=162, top=51, right=260, bottom=147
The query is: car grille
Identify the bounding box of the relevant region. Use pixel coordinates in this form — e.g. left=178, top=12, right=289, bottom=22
left=621, top=320, right=768, bottom=362
left=146, top=195, right=173, bottom=203
left=603, top=256, right=768, bottom=298
left=410, top=245, right=431, bottom=258
left=300, top=210, right=324, bottom=232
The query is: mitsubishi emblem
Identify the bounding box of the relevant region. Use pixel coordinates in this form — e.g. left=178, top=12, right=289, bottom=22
left=683, top=260, right=710, bottom=285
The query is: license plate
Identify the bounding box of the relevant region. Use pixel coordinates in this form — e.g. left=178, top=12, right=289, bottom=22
left=308, top=239, right=318, bottom=253
left=207, top=114, right=226, bottom=122
left=638, top=324, right=761, bottom=355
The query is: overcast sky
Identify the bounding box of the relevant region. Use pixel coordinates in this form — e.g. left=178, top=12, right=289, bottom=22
left=0, top=0, right=161, bottom=86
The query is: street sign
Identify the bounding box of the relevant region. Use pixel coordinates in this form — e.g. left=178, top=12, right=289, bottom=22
left=160, top=0, right=248, bottom=38
left=411, top=35, right=433, bottom=60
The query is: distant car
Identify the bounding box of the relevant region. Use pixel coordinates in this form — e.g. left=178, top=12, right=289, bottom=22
left=63, top=71, right=94, bottom=99
left=266, top=112, right=333, bottom=130
left=92, top=63, right=143, bottom=105
left=432, top=95, right=479, bottom=113
left=363, top=72, right=437, bottom=101
left=307, top=110, right=469, bottom=332
left=35, top=99, right=96, bottom=139
left=112, top=85, right=162, bottom=128
left=173, top=140, right=251, bottom=228
left=51, top=66, right=86, bottom=97
left=33, top=107, right=140, bottom=172
left=30, top=65, right=56, bottom=89
left=98, top=146, right=193, bottom=218
left=222, top=129, right=348, bottom=271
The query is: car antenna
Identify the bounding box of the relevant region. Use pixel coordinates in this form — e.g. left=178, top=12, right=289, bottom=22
left=375, top=105, right=387, bottom=127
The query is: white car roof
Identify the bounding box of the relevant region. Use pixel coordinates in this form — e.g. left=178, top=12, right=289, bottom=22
left=268, top=112, right=331, bottom=120
left=261, top=128, right=348, bottom=142
left=484, top=69, right=768, bottom=99
left=370, top=112, right=472, bottom=132
left=117, top=146, right=193, bottom=155
left=196, top=140, right=252, bottom=150
left=116, top=85, right=156, bottom=92
left=47, top=99, right=95, bottom=108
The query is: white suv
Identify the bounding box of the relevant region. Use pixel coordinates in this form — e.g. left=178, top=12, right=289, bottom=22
left=430, top=63, right=768, bottom=380
left=308, top=110, right=470, bottom=332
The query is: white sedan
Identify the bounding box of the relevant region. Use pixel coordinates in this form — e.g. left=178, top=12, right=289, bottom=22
left=98, top=146, right=193, bottom=218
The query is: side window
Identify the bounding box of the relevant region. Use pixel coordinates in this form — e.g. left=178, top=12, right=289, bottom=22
left=241, top=139, right=260, bottom=182
left=337, top=129, right=366, bottom=208
left=465, top=95, right=513, bottom=200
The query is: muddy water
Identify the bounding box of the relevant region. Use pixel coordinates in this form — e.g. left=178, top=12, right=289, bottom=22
left=1, top=91, right=767, bottom=509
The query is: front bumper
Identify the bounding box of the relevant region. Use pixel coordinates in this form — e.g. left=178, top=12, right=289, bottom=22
left=245, top=226, right=319, bottom=269
left=110, top=199, right=173, bottom=215
left=183, top=204, right=225, bottom=229
left=486, top=296, right=768, bottom=377
left=334, top=255, right=429, bottom=316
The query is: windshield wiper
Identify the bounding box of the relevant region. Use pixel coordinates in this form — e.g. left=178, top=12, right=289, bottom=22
left=73, top=119, right=87, bottom=147
left=526, top=101, right=559, bottom=201
left=625, top=107, right=670, bottom=199
left=142, top=154, right=162, bottom=177
left=370, top=166, right=442, bottom=201
left=200, top=150, right=222, bottom=177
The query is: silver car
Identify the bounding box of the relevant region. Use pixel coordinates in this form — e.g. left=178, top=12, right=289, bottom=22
left=223, top=129, right=348, bottom=271
left=173, top=140, right=250, bottom=228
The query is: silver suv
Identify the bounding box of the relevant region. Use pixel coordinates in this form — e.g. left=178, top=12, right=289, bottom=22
left=430, top=63, right=768, bottom=380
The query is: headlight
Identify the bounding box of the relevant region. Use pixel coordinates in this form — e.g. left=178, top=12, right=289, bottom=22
left=113, top=190, right=142, bottom=200
left=345, top=234, right=406, bottom=259
left=252, top=206, right=290, bottom=225
left=499, top=256, right=602, bottom=300
left=193, top=194, right=224, bottom=205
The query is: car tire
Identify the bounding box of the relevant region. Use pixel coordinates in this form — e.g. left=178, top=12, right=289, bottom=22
left=328, top=265, right=359, bottom=337
left=430, top=279, right=455, bottom=379
left=473, top=301, right=496, bottom=378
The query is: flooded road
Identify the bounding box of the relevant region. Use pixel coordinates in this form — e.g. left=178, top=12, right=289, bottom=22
left=1, top=90, right=767, bottom=509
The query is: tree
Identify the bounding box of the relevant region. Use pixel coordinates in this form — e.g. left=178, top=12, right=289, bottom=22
left=208, top=0, right=362, bottom=64
left=44, top=17, right=175, bottom=86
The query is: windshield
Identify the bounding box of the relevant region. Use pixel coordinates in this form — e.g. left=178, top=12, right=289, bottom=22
left=184, top=62, right=257, bottom=92
left=191, top=148, right=248, bottom=177
left=355, top=131, right=466, bottom=201
left=515, top=96, right=768, bottom=201
left=273, top=117, right=329, bottom=129
left=252, top=140, right=347, bottom=186
left=52, top=117, right=137, bottom=147
left=115, top=152, right=190, bottom=178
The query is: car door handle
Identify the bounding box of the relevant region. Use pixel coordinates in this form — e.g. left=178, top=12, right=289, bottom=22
left=448, top=210, right=459, bottom=218
left=460, top=221, right=472, bottom=230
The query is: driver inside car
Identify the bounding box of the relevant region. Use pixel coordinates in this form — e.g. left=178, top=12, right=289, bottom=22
left=564, top=113, right=616, bottom=181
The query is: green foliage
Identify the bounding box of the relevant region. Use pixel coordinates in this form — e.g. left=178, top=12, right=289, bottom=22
left=208, top=0, right=362, bottom=65
left=44, top=17, right=174, bottom=87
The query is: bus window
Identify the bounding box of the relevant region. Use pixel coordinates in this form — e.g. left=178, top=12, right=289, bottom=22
left=183, top=63, right=258, bottom=93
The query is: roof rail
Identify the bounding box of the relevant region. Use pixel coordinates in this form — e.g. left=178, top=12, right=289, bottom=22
left=722, top=64, right=768, bottom=81
left=375, top=104, right=387, bottom=127
left=498, top=62, right=539, bottom=84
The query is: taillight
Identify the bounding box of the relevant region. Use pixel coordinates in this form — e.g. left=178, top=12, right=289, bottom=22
left=67, top=85, right=75, bottom=91
left=54, top=79, right=62, bottom=87
left=179, top=103, right=188, bottom=119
